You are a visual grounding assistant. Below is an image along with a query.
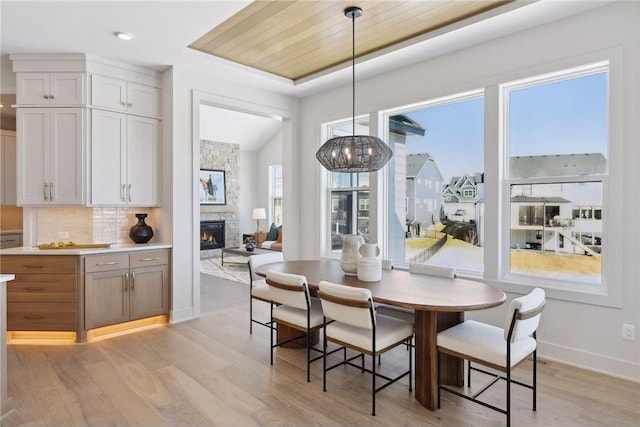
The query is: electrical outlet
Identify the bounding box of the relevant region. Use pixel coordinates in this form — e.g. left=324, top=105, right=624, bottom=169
left=58, top=231, right=69, bottom=239
left=622, top=324, right=635, bottom=341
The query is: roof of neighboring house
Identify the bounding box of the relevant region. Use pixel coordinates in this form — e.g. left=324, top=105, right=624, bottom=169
left=447, top=173, right=484, bottom=189
left=510, top=153, right=606, bottom=178
left=406, top=153, right=443, bottom=180
left=510, top=195, right=571, bottom=203
left=390, top=115, right=426, bottom=137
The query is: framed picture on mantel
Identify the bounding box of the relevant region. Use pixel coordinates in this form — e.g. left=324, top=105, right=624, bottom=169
left=199, top=169, right=226, bottom=205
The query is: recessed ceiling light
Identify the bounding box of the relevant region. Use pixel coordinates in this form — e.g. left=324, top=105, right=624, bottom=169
left=114, top=32, right=133, bottom=41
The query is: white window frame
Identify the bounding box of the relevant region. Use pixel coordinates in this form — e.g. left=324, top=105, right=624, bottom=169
left=494, top=53, right=623, bottom=308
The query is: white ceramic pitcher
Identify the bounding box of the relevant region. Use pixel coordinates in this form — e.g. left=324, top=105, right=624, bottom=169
left=357, top=243, right=382, bottom=282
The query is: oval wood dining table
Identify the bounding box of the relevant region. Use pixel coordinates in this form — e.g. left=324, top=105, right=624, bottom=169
left=255, top=259, right=506, bottom=411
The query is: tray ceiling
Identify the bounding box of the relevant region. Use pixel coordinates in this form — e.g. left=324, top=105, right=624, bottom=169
left=189, top=0, right=511, bottom=82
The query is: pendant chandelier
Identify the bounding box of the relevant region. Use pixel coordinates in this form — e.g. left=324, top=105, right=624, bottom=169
left=315, top=6, right=393, bottom=173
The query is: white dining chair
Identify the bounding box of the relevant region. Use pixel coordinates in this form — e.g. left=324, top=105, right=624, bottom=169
left=248, top=252, right=284, bottom=333
left=437, top=287, right=546, bottom=427
left=318, top=280, right=414, bottom=416
left=265, top=270, right=324, bottom=382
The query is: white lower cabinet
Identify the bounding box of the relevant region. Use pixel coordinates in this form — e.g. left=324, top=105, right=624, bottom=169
left=16, top=108, right=85, bottom=205
left=91, top=109, right=159, bottom=206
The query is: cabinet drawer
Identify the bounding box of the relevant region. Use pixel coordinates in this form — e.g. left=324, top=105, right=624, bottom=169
left=7, top=302, right=77, bottom=331
left=84, top=253, right=130, bottom=273
left=1, top=256, right=77, bottom=274
left=7, top=274, right=76, bottom=302
left=130, top=250, right=169, bottom=268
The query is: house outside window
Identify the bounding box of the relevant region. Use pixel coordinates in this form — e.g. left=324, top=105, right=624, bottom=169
left=504, top=64, right=608, bottom=287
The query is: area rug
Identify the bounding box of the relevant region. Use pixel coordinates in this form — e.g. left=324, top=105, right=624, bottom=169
left=200, top=256, right=250, bottom=285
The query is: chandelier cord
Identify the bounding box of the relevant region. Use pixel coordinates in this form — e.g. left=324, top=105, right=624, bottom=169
left=351, top=9, right=356, bottom=138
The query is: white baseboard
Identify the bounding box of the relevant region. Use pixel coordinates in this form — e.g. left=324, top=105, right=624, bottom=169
left=539, top=340, right=640, bottom=383
left=170, top=307, right=196, bottom=324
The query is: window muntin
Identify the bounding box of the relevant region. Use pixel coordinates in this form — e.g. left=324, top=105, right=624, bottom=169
left=505, top=66, right=607, bottom=287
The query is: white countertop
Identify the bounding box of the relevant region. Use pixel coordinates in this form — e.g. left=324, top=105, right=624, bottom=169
left=0, top=243, right=171, bottom=256
left=0, top=274, right=15, bottom=283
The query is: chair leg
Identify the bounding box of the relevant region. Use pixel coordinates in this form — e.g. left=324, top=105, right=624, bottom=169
left=467, top=360, right=471, bottom=387
left=506, top=366, right=511, bottom=427
left=322, top=324, right=327, bottom=392
left=533, top=348, right=537, bottom=411
left=249, top=296, right=253, bottom=334
left=371, top=354, right=376, bottom=416
left=306, top=326, right=311, bottom=383
left=409, top=340, right=413, bottom=392
left=269, top=305, right=274, bottom=366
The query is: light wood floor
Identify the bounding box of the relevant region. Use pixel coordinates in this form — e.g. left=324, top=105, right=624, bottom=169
left=2, top=274, right=639, bottom=427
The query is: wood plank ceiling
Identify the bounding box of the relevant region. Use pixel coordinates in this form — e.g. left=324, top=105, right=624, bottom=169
left=189, top=1, right=511, bottom=82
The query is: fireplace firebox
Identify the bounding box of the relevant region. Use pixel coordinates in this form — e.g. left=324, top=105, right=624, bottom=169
left=200, top=220, right=225, bottom=250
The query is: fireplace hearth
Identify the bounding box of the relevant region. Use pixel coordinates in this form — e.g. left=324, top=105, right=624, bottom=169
left=200, top=220, right=225, bottom=250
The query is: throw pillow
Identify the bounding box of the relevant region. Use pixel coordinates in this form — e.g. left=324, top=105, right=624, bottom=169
left=267, top=223, right=278, bottom=241
left=276, top=228, right=282, bottom=243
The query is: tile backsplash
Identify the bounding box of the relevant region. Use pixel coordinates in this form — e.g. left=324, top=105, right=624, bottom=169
left=34, top=207, right=159, bottom=244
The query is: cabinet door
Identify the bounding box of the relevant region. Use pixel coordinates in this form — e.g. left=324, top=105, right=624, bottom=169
left=49, top=109, right=84, bottom=204
left=127, top=83, right=160, bottom=117
left=16, top=73, right=83, bottom=105
left=49, top=73, right=84, bottom=105
left=126, top=116, right=159, bottom=206
left=129, top=264, right=169, bottom=321
left=1, top=135, right=17, bottom=205
left=91, top=75, right=127, bottom=112
left=91, top=110, right=127, bottom=205
left=16, top=109, right=48, bottom=204
left=85, top=269, right=130, bottom=329
left=16, top=73, right=50, bottom=105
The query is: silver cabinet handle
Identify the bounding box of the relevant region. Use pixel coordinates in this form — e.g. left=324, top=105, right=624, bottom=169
left=49, top=182, right=53, bottom=201
left=124, top=272, right=129, bottom=291
left=130, top=271, right=135, bottom=291
left=96, top=261, right=118, bottom=266
left=121, top=184, right=126, bottom=202
left=128, top=184, right=132, bottom=202
left=139, top=257, right=160, bottom=262
left=44, top=182, right=49, bottom=201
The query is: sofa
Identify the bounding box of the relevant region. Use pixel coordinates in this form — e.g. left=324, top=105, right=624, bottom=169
left=254, top=223, right=282, bottom=251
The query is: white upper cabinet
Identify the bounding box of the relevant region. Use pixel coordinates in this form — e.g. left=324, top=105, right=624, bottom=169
left=16, top=73, right=84, bottom=105
left=91, top=75, right=161, bottom=118
left=16, top=108, right=85, bottom=205
left=91, top=110, right=159, bottom=207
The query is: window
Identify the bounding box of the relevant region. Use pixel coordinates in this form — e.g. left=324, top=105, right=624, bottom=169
left=325, top=117, right=371, bottom=252
left=384, top=92, right=484, bottom=273
left=504, top=64, right=607, bottom=288
left=269, top=165, right=283, bottom=226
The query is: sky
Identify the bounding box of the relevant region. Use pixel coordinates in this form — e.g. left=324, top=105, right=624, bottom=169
left=402, top=71, right=607, bottom=182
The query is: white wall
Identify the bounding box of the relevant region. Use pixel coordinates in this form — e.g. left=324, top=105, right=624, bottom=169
left=297, top=2, right=639, bottom=380
left=167, top=65, right=298, bottom=322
